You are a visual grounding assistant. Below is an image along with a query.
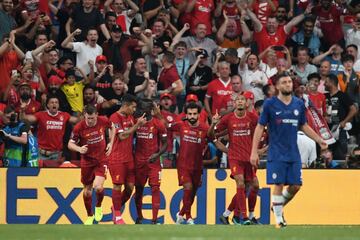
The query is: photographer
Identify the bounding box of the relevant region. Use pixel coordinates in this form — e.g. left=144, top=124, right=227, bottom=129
left=0, top=106, right=29, bottom=167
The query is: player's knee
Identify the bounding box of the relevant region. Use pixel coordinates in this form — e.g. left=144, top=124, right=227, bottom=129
left=83, top=189, right=92, bottom=197
left=251, top=181, right=259, bottom=191
left=94, top=186, right=104, bottom=193
left=234, top=176, right=245, bottom=188
left=126, top=183, right=134, bottom=192
left=183, top=182, right=193, bottom=190
left=113, top=184, right=122, bottom=191
left=291, top=185, right=301, bottom=193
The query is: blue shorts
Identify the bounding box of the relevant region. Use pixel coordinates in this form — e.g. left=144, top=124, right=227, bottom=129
left=266, top=160, right=302, bottom=185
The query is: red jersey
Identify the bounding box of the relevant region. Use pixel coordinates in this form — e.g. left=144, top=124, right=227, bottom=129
left=109, top=112, right=135, bottom=164
left=158, top=65, right=180, bottom=90
left=161, top=110, right=177, bottom=152
left=169, top=121, right=209, bottom=170
left=190, top=0, right=214, bottom=36
left=308, top=92, right=326, bottom=116
left=15, top=99, right=41, bottom=114
left=34, top=111, right=71, bottom=151
left=215, top=111, right=258, bottom=161
left=71, top=116, right=112, bottom=167
left=206, top=78, right=233, bottom=115
left=312, top=5, right=344, bottom=46
left=135, top=118, right=167, bottom=163
left=254, top=26, right=288, bottom=55
left=252, top=0, right=278, bottom=25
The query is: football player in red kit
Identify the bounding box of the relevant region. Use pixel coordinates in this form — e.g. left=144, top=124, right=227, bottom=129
left=109, top=94, right=147, bottom=224
left=68, top=104, right=115, bottom=225
left=214, top=93, right=259, bottom=225
left=134, top=99, right=168, bottom=224
left=171, top=102, right=219, bottom=224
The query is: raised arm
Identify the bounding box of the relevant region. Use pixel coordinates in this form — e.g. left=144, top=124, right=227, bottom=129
left=240, top=48, right=251, bottom=70
left=100, top=24, right=111, bottom=41
left=118, top=114, right=147, bottom=140
left=62, top=28, right=82, bottom=49
left=185, top=0, right=196, bottom=13
left=125, top=0, right=139, bottom=17
left=240, top=12, right=251, bottom=44
left=246, top=8, right=262, bottom=33
left=171, top=23, right=190, bottom=48
left=284, top=4, right=312, bottom=34
left=216, top=11, right=228, bottom=44
left=103, top=0, right=113, bottom=13
left=65, top=17, right=73, bottom=37
left=9, top=31, right=24, bottom=60
left=134, top=72, right=150, bottom=94
left=312, top=45, right=336, bottom=65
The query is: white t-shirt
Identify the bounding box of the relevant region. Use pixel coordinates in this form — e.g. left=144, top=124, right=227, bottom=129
left=72, top=42, right=103, bottom=75
left=297, top=131, right=317, bottom=168
left=239, top=65, right=268, bottom=102
left=259, top=61, right=277, bottom=79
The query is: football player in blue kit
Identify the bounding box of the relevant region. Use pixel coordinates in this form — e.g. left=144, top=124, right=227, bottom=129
left=250, top=72, right=328, bottom=228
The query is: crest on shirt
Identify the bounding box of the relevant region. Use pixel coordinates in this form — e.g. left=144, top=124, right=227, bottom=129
left=294, top=109, right=299, bottom=116
left=60, top=115, right=64, bottom=121
left=99, top=128, right=103, bottom=134
left=167, top=116, right=173, bottom=122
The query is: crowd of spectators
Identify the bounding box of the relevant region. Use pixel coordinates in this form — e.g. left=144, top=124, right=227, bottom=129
left=0, top=0, right=360, bottom=169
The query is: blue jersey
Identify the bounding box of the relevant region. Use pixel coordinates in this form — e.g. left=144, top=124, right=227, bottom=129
left=259, top=96, right=306, bottom=163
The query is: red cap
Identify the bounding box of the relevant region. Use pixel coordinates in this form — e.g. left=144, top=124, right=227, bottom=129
left=48, top=75, right=64, bottom=85
left=243, top=91, right=254, bottom=100
left=185, top=94, right=198, bottom=102
left=160, top=93, right=173, bottom=100
left=96, top=55, right=107, bottom=63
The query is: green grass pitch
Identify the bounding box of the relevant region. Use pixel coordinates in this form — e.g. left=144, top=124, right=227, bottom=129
left=1, top=225, right=360, bottom=240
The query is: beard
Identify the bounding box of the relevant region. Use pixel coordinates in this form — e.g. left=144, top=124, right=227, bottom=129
left=281, top=90, right=292, bottom=96
left=188, top=118, right=198, bottom=125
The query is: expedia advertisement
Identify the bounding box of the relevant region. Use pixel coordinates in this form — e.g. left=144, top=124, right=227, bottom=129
left=1, top=169, right=359, bottom=224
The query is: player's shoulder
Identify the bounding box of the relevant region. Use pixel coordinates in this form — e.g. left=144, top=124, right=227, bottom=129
left=263, top=96, right=277, bottom=108
left=73, top=119, right=85, bottom=130
left=292, top=96, right=306, bottom=107
left=34, top=110, right=46, bottom=117
left=247, top=111, right=259, bottom=120
left=97, top=115, right=109, bottom=123
left=221, top=112, right=234, bottom=121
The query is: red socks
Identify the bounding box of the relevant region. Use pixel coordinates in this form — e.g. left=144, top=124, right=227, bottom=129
left=135, top=186, right=144, bottom=220
left=179, top=189, right=192, bottom=218
left=83, top=193, right=93, bottom=216
left=96, top=189, right=104, bottom=207
left=152, top=186, right=160, bottom=222
left=112, top=189, right=122, bottom=211
left=248, top=188, right=258, bottom=213
left=237, top=187, right=248, bottom=219
left=121, top=188, right=132, bottom=207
